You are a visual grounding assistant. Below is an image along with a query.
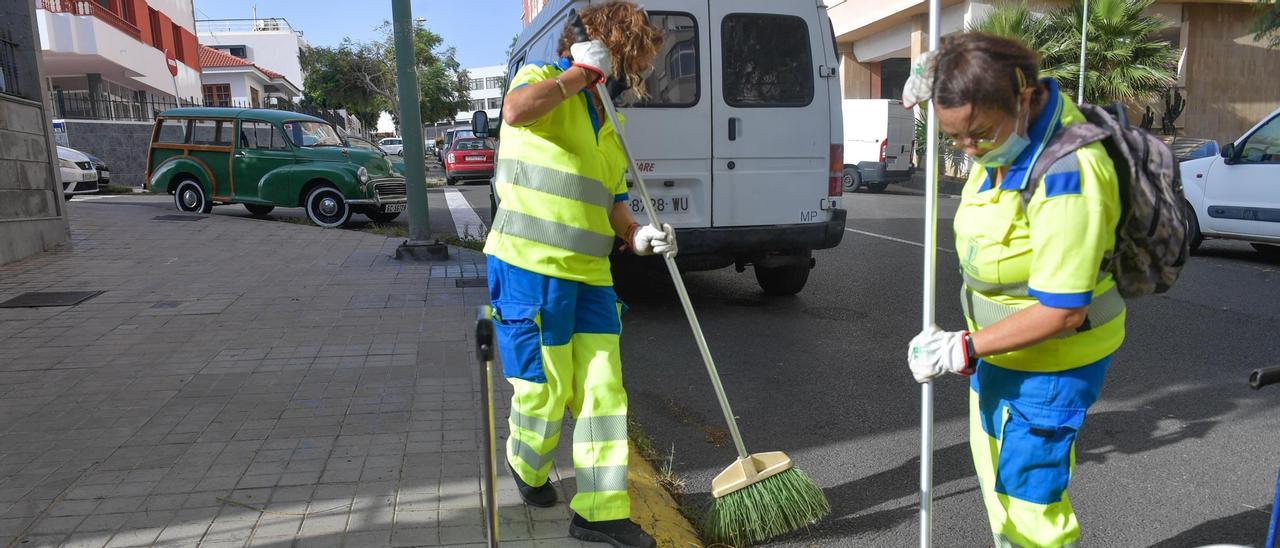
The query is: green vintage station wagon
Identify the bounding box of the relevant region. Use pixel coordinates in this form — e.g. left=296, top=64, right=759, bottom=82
left=145, top=108, right=407, bottom=227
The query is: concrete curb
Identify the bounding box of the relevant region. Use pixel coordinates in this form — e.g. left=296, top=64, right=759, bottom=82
left=628, top=446, right=703, bottom=548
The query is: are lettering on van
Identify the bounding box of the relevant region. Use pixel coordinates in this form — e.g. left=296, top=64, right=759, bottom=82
left=637, top=162, right=655, bottom=173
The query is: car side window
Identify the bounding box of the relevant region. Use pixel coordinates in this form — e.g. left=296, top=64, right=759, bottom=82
left=156, top=118, right=189, bottom=144
left=240, top=121, right=289, bottom=151
left=1240, top=115, right=1280, bottom=164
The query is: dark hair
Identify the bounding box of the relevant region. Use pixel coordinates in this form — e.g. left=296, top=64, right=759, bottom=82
left=932, top=33, right=1042, bottom=115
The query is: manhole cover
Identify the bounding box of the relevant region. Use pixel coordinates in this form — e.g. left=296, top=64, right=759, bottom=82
left=151, top=215, right=204, bottom=222
left=455, top=278, right=488, bottom=288
left=0, top=291, right=103, bottom=308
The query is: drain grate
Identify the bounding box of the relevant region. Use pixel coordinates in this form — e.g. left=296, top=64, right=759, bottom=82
left=152, top=215, right=204, bottom=222
left=455, top=278, right=488, bottom=288
left=0, top=291, right=104, bottom=308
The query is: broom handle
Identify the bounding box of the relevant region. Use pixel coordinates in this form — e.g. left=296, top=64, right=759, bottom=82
left=594, top=82, right=751, bottom=460
left=920, top=0, right=942, bottom=546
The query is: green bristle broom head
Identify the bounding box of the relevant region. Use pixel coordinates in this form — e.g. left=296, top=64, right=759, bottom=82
left=703, top=467, right=831, bottom=546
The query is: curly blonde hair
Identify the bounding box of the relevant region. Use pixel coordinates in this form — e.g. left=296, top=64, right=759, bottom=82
left=557, top=1, right=663, bottom=97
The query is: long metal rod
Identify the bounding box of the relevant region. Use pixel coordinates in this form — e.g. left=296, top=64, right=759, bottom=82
left=920, top=0, right=942, bottom=545
left=476, top=309, right=499, bottom=547
left=594, top=83, right=749, bottom=460
left=1078, top=0, right=1089, bottom=105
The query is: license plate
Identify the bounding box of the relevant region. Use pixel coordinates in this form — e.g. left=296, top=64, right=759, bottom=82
left=465, top=156, right=485, bottom=161
left=383, top=203, right=407, bottom=213
left=99, top=172, right=109, bottom=180
left=80, top=172, right=97, bottom=182
left=629, top=193, right=692, bottom=219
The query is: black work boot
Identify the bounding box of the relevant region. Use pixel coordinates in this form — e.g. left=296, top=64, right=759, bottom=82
left=509, top=462, right=557, bottom=507
left=569, top=513, right=656, bottom=548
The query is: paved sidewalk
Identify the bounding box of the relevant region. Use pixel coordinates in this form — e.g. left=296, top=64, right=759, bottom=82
left=0, top=203, right=696, bottom=547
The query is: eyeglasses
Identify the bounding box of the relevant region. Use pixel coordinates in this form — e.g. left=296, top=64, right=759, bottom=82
left=943, top=118, right=1011, bottom=150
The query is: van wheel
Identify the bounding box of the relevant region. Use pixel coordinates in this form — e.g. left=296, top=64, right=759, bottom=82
left=174, top=179, right=212, bottom=214
left=1185, top=201, right=1203, bottom=253
left=755, top=255, right=812, bottom=296
left=841, top=167, right=861, bottom=192
left=304, top=186, right=351, bottom=228
left=244, top=204, right=275, bottom=216
left=866, top=182, right=889, bottom=193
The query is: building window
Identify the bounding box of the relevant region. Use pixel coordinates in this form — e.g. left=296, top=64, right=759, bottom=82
left=148, top=9, right=162, bottom=47
left=171, top=23, right=184, bottom=60
left=471, top=99, right=485, bottom=111
left=487, top=97, right=501, bottom=110
left=0, top=37, right=18, bottom=97
left=250, top=88, right=260, bottom=108
left=119, top=0, right=134, bottom=24
left=485, top=77, right=503, bottom=90
left=203, top=84, right=231, bottom=107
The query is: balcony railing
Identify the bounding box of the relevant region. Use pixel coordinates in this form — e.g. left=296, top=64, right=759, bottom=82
left=47, top=91, right=352, bottom=130
left=196, top=18, right=298, bottom=35
left=38, top=0, right=142, bottom=41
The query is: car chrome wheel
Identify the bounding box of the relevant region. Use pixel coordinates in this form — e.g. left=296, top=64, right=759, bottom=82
left=173, top=179, right=211, bottom=214
left=304, top=186, right=351, bottom=228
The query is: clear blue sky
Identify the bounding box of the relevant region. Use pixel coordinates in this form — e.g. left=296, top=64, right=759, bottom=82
left=192, top=0, right=524, bottom=69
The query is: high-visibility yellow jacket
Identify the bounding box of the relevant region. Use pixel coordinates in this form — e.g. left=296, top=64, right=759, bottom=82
left=484, top=59, right=630, bottom=287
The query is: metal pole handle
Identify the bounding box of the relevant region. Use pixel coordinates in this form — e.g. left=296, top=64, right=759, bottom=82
left=920, top=0, right=942, bottom=546
left=476, top=307, right=499, bottom=547
left=593, top=83, right=750, bottom=460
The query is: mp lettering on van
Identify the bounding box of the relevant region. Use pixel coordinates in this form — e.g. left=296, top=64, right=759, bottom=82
left=801, top=210, right=819, bottom=222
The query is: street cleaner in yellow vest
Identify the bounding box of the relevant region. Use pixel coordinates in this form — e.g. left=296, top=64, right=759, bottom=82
left=484, top=3, right=668, bottom=547
left=904, top=34, right=1126, bottom=547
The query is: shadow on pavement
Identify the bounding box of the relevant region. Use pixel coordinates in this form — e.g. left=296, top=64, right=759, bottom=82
left=1149, top=504, right=1273, bottom=548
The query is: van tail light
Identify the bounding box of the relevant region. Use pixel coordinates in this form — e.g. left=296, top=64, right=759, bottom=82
left=879, top=139, right=888, bottom=163
left=829, top=144, right=843, bottom=197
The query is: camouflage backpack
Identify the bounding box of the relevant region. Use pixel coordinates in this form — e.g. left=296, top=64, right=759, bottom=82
left=1023, top=103, right=1190, bottom=299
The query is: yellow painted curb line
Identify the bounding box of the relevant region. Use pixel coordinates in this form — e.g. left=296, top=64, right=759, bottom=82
left=628, top=446, right=704, bottom=548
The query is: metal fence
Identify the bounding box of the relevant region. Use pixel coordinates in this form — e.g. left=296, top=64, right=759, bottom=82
left=47, top=91, right=354, bottom=131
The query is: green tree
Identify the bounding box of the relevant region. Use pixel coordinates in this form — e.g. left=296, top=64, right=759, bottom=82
left=301, top=22, right=470, bottom=132
left=1254, top=0, right=1280, bottom=48
left=970, top=0, right=1178, bottom=105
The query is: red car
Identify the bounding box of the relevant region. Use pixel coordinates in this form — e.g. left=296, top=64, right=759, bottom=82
left=444, top=137, right=495, bottom=185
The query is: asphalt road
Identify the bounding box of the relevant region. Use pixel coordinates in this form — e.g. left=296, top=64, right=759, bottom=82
left=615, top=188, right=1280, bottom=547
left=77, top=183, right=1280, bottom=546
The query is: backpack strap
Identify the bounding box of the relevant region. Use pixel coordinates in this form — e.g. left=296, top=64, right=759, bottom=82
left=1019, top=123, right=1111, bottom=209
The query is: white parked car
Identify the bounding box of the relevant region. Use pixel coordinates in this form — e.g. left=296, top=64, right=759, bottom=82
left=378, top=137, right=404, bottom=156
left=505, top=0, right=847, bottom=295
left=57, top=146, right=99, bottom=200
left=1181, top=107, right=1280, bottom=256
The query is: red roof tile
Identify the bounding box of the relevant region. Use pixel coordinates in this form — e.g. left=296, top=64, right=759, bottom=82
left=199, top=46, right=253, bottom=69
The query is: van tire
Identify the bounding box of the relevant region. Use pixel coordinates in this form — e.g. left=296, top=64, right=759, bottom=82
left=303, top=185, right=351, bottom=228
left=1185, top=201, right=1203, bottom=253
left=244, top=204, right=275, bottom=216
left=755, top=260, right=811, bottom=296
left=841, top=167, right=861, bottom=193
left=174, top=179, right=212, bottom=214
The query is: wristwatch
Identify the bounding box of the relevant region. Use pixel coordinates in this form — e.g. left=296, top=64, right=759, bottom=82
left=960, top=331, right=978, bottom=376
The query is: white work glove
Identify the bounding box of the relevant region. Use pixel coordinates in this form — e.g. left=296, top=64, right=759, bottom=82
left=570, top=40, right=612, bottom=85
left=902, top=50, right=938, bottom=109
left=633, top=223, right=677, bottom=257
left=907, top=325, right=974, bottom=383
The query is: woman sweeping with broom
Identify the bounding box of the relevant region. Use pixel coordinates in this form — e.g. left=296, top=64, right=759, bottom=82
left=904, top=34, right=1126, bottom=547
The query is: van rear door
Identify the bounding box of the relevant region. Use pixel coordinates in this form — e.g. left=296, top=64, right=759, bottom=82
left=617, top=4, right=712, bottom=229
left=886, top=100, right=915, bottom=173
left=709, top=1, right=830, bottom=227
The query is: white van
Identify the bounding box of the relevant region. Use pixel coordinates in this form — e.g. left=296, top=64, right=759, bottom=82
left=501, top=0, right=847, bottom=295
left=841, top=99, right=915, bottom=192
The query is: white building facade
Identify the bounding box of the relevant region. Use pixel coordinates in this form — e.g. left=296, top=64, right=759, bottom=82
left=198, top=46, right=300, bottom=108
left=36, top=0, right=203, bottom=118
left=196, top=18, right=309, bottom=98
left=455, top=64, right=505, bottom=124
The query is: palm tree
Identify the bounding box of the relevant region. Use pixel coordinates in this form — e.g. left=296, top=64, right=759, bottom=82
left=970, top=0, right=1178, bottom=105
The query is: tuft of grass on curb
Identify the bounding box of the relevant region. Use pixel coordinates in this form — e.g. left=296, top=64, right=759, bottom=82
left=97, top=184, right=136, bottom=194
left=629, top=417, right=689, bottom=507
left=362, top=223, right=409, bottom=239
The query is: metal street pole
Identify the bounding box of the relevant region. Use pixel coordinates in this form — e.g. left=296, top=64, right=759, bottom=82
left=920, top=0, right=940, bottom=546
left=392, top=0, right=431, bottom=242
left=1078, top=0, right=1089, bottom=105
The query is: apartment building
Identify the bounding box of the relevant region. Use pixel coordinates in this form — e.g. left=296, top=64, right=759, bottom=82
left=196, top=18, right=309, bottom=98
left=828, top=0, right=1280, bottom=144
left=455, top=64, right=504, bottom=124
left=34, top=0, right=202, bottom=116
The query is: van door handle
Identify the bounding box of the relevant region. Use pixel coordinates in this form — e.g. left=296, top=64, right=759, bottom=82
left=729, top=117, right=738, bottom=141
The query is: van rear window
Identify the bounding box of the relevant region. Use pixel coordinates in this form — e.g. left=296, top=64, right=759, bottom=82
left=721, top=14, right=814, bottom=108
left=632, top=12, right=699, bottom=108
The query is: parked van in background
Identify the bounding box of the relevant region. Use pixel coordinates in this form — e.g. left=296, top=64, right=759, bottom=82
left=841, top=99, right=914, bottom=192
left=502, top=0, right=847, bottom=295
